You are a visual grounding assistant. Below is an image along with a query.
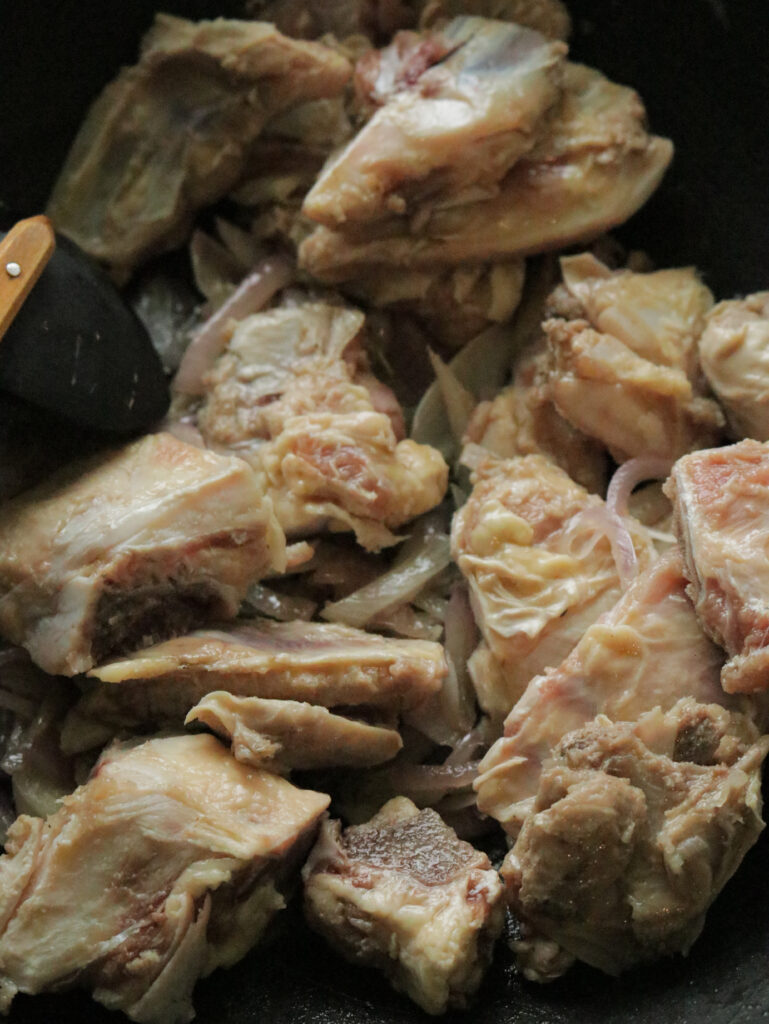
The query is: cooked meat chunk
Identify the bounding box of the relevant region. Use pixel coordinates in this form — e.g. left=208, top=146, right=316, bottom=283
left=48, top=15, right=351, bottom=275
left=503, top=700, right=768, bottom=977
left=557, top=253, right=714, bottom=379
left=418, top=0, right=571, bottom=39
left=187, top=691, right=402, bottom=770
left=665, top=439, right=769, bottom=693
left=474, top=552, right=751, bottom=835
left=0, top=733, right=329, bottom=1023
left=196, top=303, right=447, bottom=550
left=451, top=452, right=653, bottom=721
left=545, top=317, right=725, bottom=462
left=61, top=620, right=445, bottom=751
left=303, top=796, right=503, bottom=1013
left=299, top=64, right=672, bottom=281
left=698, top=293, right=769, bottom=441
left=343, top=258, right=526, bottom=350
left=464, top=348, right=607, bottom=492
left=0, top=433, right=285, bottom=676
left=304, top=18, right=566, bottom=228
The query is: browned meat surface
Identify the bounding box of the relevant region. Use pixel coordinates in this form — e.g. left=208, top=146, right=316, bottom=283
left=303, top=796, right=503, bottom=1013
left=0, top=433, right=285, bottom=677
left=61, top=620, right=445, bottom=751
left=464, top=348, right=607, bottom=493
left=451, top=451, right=653, bottom=722
left=665, top=439, right=769, bottom=693
left=299, top=64, right=672, bottom=281
left=196, top=303, right=447, bottom=550
left=186, top=691, right=403, bottom=770
left=698, top=293, right=769, bottom=441
left=474, top=551, right=751, bottom=835
left=0, top=733, right=329, bottom=1023
left=48, top=15, right=351, bottom=275
left=304, top=18, right=566, bottom=228
left=246, top=0, right=419, bottom=42
left=503, top=700, right=768, bottom=977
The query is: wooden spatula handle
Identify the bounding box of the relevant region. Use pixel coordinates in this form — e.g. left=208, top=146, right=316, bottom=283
left=0, top=216, right=56, bottom=344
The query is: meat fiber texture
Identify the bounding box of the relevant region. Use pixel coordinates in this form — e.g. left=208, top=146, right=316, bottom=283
left=303, top=796, right=504, bottom=1013
left=0, top=733, right=329, bottom=1023
left=0, top=432, right=285, bottom=676
left=504, top=700, right=768, bottom=978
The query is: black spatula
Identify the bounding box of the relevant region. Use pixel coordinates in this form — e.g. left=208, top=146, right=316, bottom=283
left=0, top=216, right=169, bottom=433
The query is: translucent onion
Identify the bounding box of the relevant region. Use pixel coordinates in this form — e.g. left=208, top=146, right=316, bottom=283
left=575, top=505, right=639, bottom=590
left=242, top=583, right=317, bottom=622
left=387, top=760, right=480, bottom=799
left=606, top=456, right=675, bottom=517
left=321, top=519, right=451, bottom=629
left=173, top=255, right=294, bottom=396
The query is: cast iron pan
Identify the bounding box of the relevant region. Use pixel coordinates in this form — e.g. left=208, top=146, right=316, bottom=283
left=1, top=1, right=769, bottom=1022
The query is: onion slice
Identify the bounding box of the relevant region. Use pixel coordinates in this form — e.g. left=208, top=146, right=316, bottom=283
left=574, top=505, right=639, bottom=591
left=606, top=456, right=674, bottom=517
left=173, top=255, right=294, bottom=396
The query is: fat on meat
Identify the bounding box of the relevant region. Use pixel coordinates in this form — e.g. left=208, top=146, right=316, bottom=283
left=303, top=796, right=504, bottom=1013
left=0, top=433, right=285, bottom=677
left=451, top=451, right=654, bottom=722
left=196, top=303, right=447, bottom=551
left=698, top=293, right=769, bottom=441
left=299, top=63, right=673, bottom=281
left=186, top=690, right=403, bottom=770
left=504, top=700, right=768, bottom=978
left=474, top=551, right=757, bottom=836
left=0, top=733, right=329, bottom=1023
left=304, top=17, right=566, bottom=227
left=48, top=15, right=351, bottom=275
left=665, top=439, right=769, bottom=693
left=464, top=347, right=608, bottom=494
left=61, top=620, right=446, bottom=752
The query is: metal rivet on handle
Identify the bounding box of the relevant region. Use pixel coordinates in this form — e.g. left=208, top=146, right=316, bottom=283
left=5, top=262, right=21, bottom=278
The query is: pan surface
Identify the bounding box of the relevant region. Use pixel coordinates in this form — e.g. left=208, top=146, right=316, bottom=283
left=1, top=1, right=768, bottom=1022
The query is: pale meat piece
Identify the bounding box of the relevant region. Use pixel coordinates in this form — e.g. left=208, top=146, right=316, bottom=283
left=418, top=0, right=571, bottom=39
left=698, top=293, right=769, bottom=441
left=196, top=302, right=446, bottom=551
left=0, top=433, right=285, bottom=677
left=665, top=439, right=769, bottom=694
left=545, top=317, right=725, bottom=462
left=474, top=551, right=754, bottom=835
left=61, top=620, right=446, bottom=751
left=503, top=700, right=768, bottom=977
left=304, top=18, right=566, bottom=227
left=257, top=409, right=447, bottom=550
left=48, top=15, right=351, bottom=275
left=186, top=691, right=402, bottom=770
left=451, top=452, right=654, bottom=722
left=0, top=733, right=329, bottom=1023
left=464, top=348, right=607, bottom=493
left=299, top=64, right=673, bottom=281
left=303, top=796, right=504, bottom=1014
left=558, top=253, right=714, bottom=379
left=343, top=258, right=526, bottom=350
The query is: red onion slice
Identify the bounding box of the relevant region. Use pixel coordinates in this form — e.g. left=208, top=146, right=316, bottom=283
left=574, top=505, right=639, bottom=591
left=606, top=456, right=674, bottom=517
left=173, top=255, right=294, bottom=396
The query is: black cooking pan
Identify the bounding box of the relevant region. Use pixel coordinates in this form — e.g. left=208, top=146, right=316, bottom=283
left=1, top=1, right=769, bottom=1022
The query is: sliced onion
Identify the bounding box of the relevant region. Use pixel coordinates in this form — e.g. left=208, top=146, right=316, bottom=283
left=242, top=583, right=317, bottom=622
left=388, top=760, right=480, bottom=798
left=444, top=725, right=486, bottom=767
left=162, top=418, right=206, bottom=449
left=574, top=505, right=639, bottom=590
left=173, top=255, right=295, bottom=396
left=321, top=520, right=451, bottom=629
left=606, top=456, right=675, bottom=517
